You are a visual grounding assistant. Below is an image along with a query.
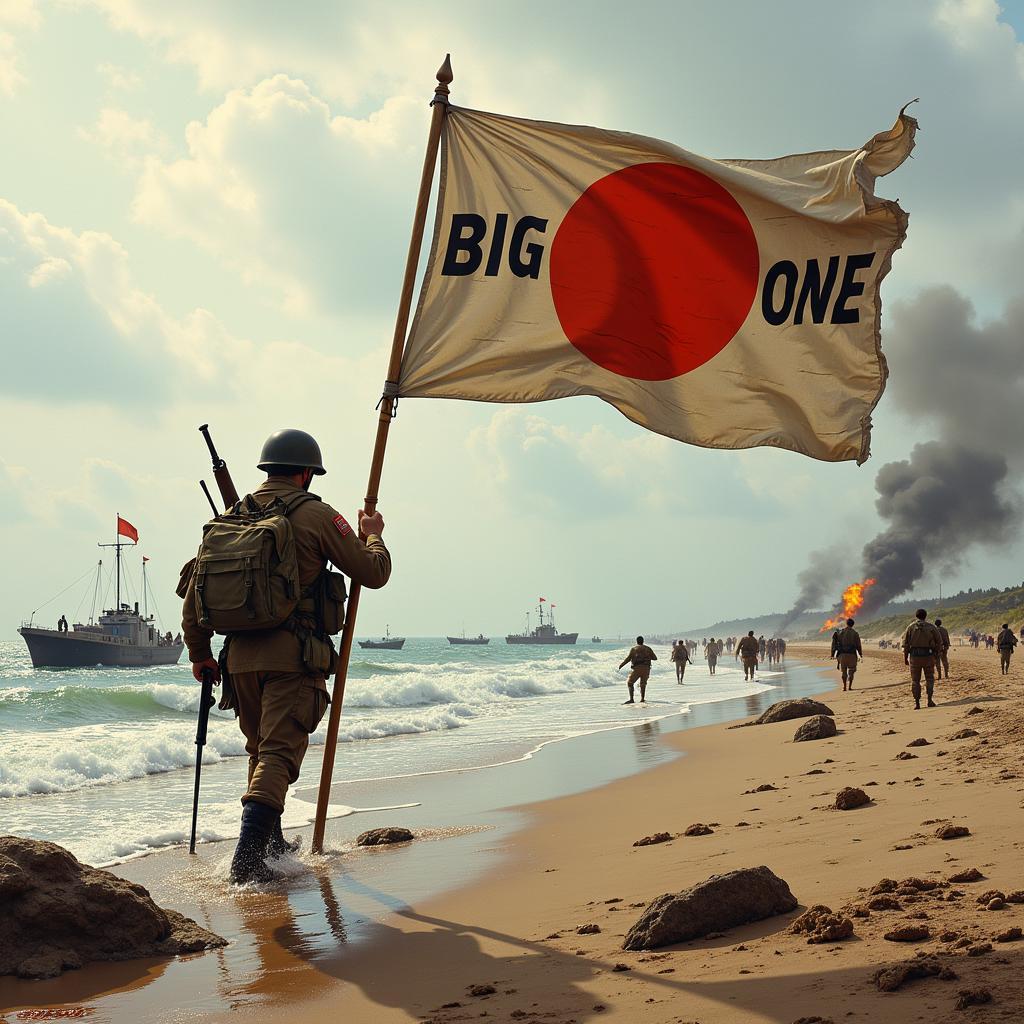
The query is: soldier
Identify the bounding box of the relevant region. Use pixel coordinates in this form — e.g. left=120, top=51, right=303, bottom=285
left=736, top=630, right=759, bottom=681
left=835, top=618, right=862, bottom=691
left=902, top=608, right=943, bottom=710
left=758, top=635, right=766, bottom=661
left=706, top=637, right=719, bottom=676
left=934, top=617, right=951, bottom=679
left=618, top=635, right=657, bottom=704
left=182, top=429, right=392, bottom=883
left=672, top=639, right=690, bottom=684
left=996, top=623, right=1017, bottom=675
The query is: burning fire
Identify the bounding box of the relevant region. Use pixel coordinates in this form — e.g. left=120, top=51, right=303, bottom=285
left=820, top=578, right=877, bottom=633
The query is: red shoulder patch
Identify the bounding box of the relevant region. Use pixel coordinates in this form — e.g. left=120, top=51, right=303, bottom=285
left=332, top=514, right=352, bottom=538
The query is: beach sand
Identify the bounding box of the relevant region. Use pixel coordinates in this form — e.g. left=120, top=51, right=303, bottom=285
left=3, top=644, right=1023, bottom=1022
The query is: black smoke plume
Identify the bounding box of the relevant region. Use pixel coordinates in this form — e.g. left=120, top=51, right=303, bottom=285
left=781, top=286, right=1024, bottom=627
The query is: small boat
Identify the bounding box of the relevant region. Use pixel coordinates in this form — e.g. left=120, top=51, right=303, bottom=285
left=447, top=632, right=490, bottom=645
left=591, top=636, right=602, bottom=643
left=359, top=625, right=406, bottom=650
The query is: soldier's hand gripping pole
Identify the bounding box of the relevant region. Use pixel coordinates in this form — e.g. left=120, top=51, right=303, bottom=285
left=198, top=424, right=240, bottom=510
left=189, top=667, right=217, bottom=855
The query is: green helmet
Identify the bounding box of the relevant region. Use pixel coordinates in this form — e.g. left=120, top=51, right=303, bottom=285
left=257, top=428, right=326, bottom=475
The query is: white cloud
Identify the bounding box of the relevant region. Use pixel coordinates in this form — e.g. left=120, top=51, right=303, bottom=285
left=78, top=108, right=168, bottom=166
left=936, top=0, right=1024, bottom=74
left=132, top=76, right=428, bottom=315
left=97, top=60, right=141, bottom=91
left=0, top=0, right=38, bottom=96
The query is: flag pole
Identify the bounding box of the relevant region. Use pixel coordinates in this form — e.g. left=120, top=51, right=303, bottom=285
left=311, top=54, right=452, bottom=855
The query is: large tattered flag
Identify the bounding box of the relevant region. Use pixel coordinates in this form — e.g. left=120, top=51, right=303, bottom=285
left=399, top=105, right=916, bottom=463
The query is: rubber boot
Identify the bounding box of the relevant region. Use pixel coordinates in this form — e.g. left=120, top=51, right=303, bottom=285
left=267, top=819, right=301, bottom=858
left=229, top=801, right=279, bottom=884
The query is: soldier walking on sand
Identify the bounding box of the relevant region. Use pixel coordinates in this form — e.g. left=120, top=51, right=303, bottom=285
left=182, top=429, right=392, bottom=884
left=736, top=630, right=759, bottom=681
left=835, top=618, right=863, bottom=691
left=619, top=636, right=657, bottom=704
left=996, top=623, right=1018, bottom=675
left=934, top=618, right=951, bottom=679
left=902, top=608, right=943, bottom=710
left=672, top=639, right=690, bottom=683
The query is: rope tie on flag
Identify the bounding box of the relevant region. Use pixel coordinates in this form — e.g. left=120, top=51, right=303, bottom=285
left=375, top=379, right=401, bottom=418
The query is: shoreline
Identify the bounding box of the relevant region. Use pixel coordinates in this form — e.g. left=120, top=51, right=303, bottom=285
left=4, top=645, right=1023, bottom=1021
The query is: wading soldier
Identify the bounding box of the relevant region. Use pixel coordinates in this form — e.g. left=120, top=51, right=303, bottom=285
left=182, top=429, right=392, bottom=883
left=736, top=630, right=759, bottom=681
left=996, top=623, right=1017, bottom=675
left=672, top=639, right=690, bottom=684
left=934, top=617, right=951, bottom=679
left=835, top=618, right=862, bottom=691
left=707, top=638, right=719, bottom=676
left=902, top=608, right=942, bottom=710
left=619, top=636, right=657, bottom=704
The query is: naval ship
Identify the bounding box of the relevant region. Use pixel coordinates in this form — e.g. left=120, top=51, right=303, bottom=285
left=359, top=625, right=406, bottom=650
left=506, top=600, right=578, bottom=645
left=447, top=631, right=490, bottom=645
left=18, top=516, right=184, bottom=668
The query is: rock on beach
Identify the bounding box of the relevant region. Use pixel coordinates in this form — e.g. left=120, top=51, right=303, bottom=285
left=0, top=836, right=225, bottom=979
left=752, top=698, right=834, bottom=725
left=794, top=715, right=838, bottom=742
left=622, top=866, right=797, bottom=950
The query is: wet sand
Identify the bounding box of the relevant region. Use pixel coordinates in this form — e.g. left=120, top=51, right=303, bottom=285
left=3, top=646, right=1023, bottom=1022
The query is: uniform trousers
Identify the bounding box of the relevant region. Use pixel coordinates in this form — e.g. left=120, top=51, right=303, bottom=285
left=232, top=670, right=329, bottom=812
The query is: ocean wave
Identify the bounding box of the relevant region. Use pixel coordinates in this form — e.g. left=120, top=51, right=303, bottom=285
left=0, top=706, right=471, bottom=799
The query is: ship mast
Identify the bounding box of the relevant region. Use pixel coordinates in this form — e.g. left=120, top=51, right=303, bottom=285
left=98, top=513, right=135, bottom=613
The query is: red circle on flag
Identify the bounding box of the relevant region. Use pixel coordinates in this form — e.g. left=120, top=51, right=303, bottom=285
left=550, top=162, right=760, bottom=381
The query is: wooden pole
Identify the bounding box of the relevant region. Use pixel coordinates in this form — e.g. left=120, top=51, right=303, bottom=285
left=311, top=54, right=452, bottom=855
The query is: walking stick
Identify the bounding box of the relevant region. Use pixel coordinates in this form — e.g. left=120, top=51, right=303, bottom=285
left=310, top=55, right=452, bottom=854
left=189, top=667, right=217, bottom=854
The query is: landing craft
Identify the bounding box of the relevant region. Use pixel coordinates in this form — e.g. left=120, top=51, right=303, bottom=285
left=359, top=625, right=406, bottom=650
left=18, top=516, right=183, bottom=668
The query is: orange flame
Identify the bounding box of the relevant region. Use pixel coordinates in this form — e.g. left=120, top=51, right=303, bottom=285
left=820, top=578, right=877, bottom=633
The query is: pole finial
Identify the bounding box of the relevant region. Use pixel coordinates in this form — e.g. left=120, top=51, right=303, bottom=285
left=433, top=53, right=453, bottom=105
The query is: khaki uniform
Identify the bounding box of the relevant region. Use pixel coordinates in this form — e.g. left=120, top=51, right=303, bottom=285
left=183, top=479, right=391, bottom=812
left=672, top=643, right=690, bottom=682
left=997, top=627, right=1017, bottom=674
left=935, top=624, right=951, bottom=678
left=624, top=643, right=657, bottom=700
left=736, top=635, right=758, bottom=678
left=835, top=625, right=862, bottom=687
left=902, top=619, right=942, bottom=706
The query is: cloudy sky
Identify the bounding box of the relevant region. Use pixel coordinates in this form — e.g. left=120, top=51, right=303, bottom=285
left=2, top=0, right=1023, bottom=639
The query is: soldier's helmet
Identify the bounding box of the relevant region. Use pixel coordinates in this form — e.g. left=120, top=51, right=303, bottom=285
left=257, top=428, right=327, bottom=475
left=915, top=608, right=927, bottom=620
left=846, top=618, right=855, bottom=627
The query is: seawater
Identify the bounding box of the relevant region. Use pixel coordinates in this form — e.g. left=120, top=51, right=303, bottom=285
left=0, top=638, right=779, bottom=865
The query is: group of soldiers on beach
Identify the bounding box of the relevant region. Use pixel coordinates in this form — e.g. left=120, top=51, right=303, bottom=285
left=835, top=609, right=1020, bottom=709
left=617, top=631, right=787, bottom=701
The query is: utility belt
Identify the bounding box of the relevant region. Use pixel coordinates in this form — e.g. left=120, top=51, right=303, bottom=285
left=998, top=644, right=1015, bottom=651
left=631, top=659, right=651, bottom=668
left=909, top=647, right=934, bottom=658
left=838, top=647, right=858, bottom=655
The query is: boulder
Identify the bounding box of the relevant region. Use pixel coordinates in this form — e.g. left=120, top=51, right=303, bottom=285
left=872, top=956, right=951, bottom=992
left=753, top=699, right=834, bottom=725
left=622, top=865, right=797, bottom=951
left=794, top=716, right=837, bottom=742
left=947, top=867, right=983, bottom=883
left=0, top=836, right=224, bottom=979
left=355, top=827, right=414, bottom=847
left=834, top=788, right=871, bottom=811
left=935, top=824, right=970, bottom=840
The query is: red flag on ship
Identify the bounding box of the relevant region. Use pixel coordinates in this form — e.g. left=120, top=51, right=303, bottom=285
left=117, top=516, right=139, bottom=543
left=539, top=597, right=546, bottom=603
left=142, top=556, right=149, bottom=563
